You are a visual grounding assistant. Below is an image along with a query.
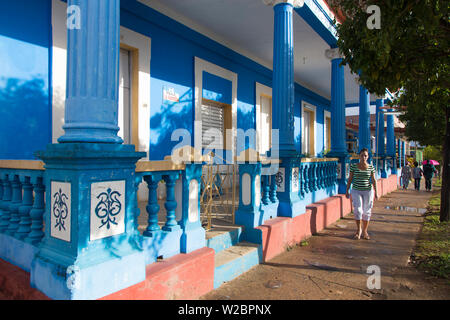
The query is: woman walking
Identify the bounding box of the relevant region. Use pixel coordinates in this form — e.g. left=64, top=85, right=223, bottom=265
left=345, top=148, right=379, bottom=240
left=423, top=160, right=437, bottom=191
left=401, top=162, right=412, bottom=190
left=412, top=161, right=423, bottom=191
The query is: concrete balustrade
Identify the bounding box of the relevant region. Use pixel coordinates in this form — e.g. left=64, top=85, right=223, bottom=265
left=0, top=161, right=46, bottom=273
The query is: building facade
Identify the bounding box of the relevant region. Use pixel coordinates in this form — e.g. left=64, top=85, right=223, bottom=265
left=0, top=0, right=401, bottom=300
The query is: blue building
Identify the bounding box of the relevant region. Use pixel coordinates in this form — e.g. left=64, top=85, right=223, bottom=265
left=0, top=0, right=402, bottom=300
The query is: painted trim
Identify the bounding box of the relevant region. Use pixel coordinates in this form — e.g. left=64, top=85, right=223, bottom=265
left=118, top=28, right=151, bottom=154
left=255, top=82, right=273, bottom=155
left=301, top=101, right=317, bottom=156
left=346, top=102, right=377, bottom=108
left=324, top=109, right=331, bottom=152
left=194, top=57, right=238, bottom=158
left=119, top=44, right=139, bottom=146
left=295, top=0, right=338, bottom=47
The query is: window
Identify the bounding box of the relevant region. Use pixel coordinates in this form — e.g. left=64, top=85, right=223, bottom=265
left=302, top=102, right=316, bottom=156
left=194, top=57, right=237, bottom=156
left=201, top=98, right=232, bottom=150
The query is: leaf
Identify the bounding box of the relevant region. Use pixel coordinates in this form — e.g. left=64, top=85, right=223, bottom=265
left=431, top=87, right=436, bottom=95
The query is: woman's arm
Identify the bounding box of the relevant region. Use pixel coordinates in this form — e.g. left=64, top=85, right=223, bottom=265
left=345, top=172, right=353, bottom=198
left=371, top=171, right=379, bottom=200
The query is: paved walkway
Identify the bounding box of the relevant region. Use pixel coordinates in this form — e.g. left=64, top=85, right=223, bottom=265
left=201, top=179, right=450, bottom=300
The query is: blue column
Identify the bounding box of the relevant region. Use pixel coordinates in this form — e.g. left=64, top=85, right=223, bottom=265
left=268, top=1, right=304, bottom=217
left=358, top=85, right=371, bottom=157
left=272, top=1, right=296, bottom=157
left=397, top=138, right=402, bottom=168
left=33, top=0, right=147, bottom=300
left=58, top=0, right=122, bottom=143
left=329, top=55, right=347, bottom=154
left=401, top=140, right=406, bottom=166
left=386, top=109, right=396, bottom=175
left=376, top=99, right=387, bottom=177
left=392, top=137, right=398, bottom=174
left=325, top=48, right=349, bottom=194
left=386, top=111, right=395, bottom=157
left=402, top=141, right=406, bottom=166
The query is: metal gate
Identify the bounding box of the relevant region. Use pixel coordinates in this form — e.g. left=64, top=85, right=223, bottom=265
left=200, top=157, right=238, bottom=231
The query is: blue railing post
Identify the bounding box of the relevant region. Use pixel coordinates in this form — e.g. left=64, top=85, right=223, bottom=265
left=14, top=176, right=33, bottom=240
left=262, top=175, right=271, bottom=205
left=0, top=175, right=3, bottom=227
left=5, top=174, right=21, bottom=236
left=162, top=173, right=181, bottom=232
left=303, top=163, right=310, bottom=194
left=269, top=172, right=278, bottom=204
left=179, top=163, right=205, bottom=254
left=235, top=162, right=262, bottom=228
left=0, top=173, right=10, bottom=232
left=234, top=149, right=266, bottom=241
left=143, top=173, right=161, bottom=237
left=24, top=177, right=45, bottom=245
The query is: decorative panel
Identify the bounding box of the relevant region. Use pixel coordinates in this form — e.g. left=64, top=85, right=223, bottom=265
left=51, top=181, right=71, bottom=242
left=90, top=180, right=126, bottom=241
left=275, top=167, right=285, bottom=193
left=292, top=167, right=299, bottom=193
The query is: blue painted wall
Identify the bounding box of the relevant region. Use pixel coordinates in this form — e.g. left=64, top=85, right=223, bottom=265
left=202, top=71, right=232, bottom=104
left=0, top=0, right=52, bottom=159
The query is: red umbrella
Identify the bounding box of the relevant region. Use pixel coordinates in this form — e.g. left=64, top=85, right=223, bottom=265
left=423, top=160, right=439, bottom=165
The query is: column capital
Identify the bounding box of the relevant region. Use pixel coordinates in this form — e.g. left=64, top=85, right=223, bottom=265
left=325, top=48, right=343, bottom=60
left=263, top=0, right=304, bottom=8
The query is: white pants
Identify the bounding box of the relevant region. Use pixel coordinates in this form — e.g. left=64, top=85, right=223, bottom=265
left=351, top=189, right=374, bottom=221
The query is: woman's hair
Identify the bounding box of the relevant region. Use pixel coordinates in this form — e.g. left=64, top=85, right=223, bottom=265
left=414, top=161, right=418, bottom=166
left=359, top=148, right=369, bottom=154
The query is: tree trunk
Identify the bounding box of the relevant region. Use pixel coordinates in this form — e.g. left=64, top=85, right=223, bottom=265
left=440, top=106, right=449, bottom=222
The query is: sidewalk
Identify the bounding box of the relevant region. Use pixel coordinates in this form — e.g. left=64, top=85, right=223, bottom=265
left=201, top=179, right=450, bottom=300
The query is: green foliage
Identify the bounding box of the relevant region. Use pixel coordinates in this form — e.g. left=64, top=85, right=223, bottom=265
left=414, top=187, right=450, bottom=279
left=423, top=145, right=443, bottom=164
left=328, top=0, right=449, bottom=96
left=300, top=240, right=309, bottom=247
left=328, top=1, right=449, bottom=147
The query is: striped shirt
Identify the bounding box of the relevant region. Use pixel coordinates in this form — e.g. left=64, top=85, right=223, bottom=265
left=350, top=163, right=375, bottom=191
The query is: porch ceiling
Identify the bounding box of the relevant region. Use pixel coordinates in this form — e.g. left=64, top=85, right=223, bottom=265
left=138, top=0, right=364, bottom=104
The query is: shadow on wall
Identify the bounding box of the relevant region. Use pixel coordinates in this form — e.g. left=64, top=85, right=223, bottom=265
left=149, top=89, right=193, bottom=161
left=0, top=77, right=50, bottom=159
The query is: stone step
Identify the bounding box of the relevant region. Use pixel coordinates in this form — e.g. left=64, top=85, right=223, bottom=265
left=206, top=224, right=243, bottom=254
left=213, top=241, right=261, bottom=289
